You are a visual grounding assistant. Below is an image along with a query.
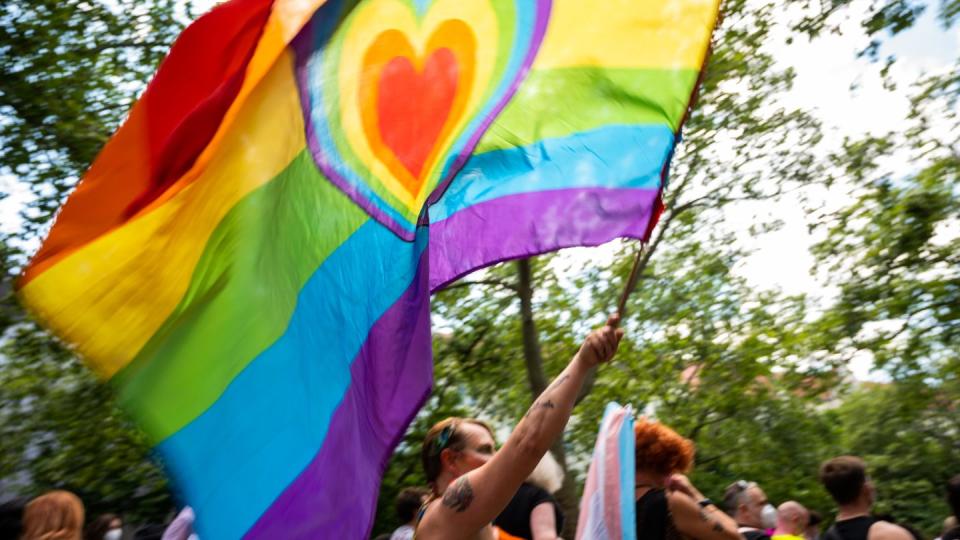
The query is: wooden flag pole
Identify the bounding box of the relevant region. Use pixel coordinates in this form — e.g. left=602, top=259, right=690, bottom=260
left=615, top=243, right=647, bottom=324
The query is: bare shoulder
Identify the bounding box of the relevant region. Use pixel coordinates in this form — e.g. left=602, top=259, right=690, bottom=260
left=868, top=520, right=914, bottom=540
left=415, top=497, right=442, bottom=538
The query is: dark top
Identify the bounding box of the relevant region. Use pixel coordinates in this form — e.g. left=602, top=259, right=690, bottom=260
left=824, top=516, right=879, bottom=540
left=494, top=482, right=564, bottom=539
left=741, top=529, right=772, bottom=540
left=635, top=488, right=681, bottom=540
left=943, top=526, right=960, bottom=540
left=741, top=528, right=772, bottom=540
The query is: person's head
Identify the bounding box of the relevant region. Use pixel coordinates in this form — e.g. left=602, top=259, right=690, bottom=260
left=21, top=490, right=85, bottom=540
left=805, top=510, right=823, bottom=540
left=947, top=474, right=960, bottom=520
left=0, top=497, right=28, bottom=540
left=723, top=481, right=774, bottom=529
left=632, top=419, right=694, bottom=486
left=942, top=517, right=958, bottom=537
left=819, top=456, right=873, bottom=508
left=394, top=487, right=429, bottom=526
left=421, top=417, right=496, bottom=493
left=527, top=451, right=565, bottom=494
left=775, top=501, right=809, bottom=536
left=84, top=513, right=122, bottom=540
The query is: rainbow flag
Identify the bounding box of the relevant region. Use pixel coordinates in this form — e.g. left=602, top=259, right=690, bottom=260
left=577, top=403, right=637, bottom=540
left=17, top=0, right=718, bottom=537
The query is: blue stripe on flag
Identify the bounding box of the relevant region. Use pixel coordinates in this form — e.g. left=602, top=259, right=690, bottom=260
left=157, top=220, right=428, bottom=540
left=430, top=124, right=674, bottom=221
left=618, top=406, right=637, bottom=540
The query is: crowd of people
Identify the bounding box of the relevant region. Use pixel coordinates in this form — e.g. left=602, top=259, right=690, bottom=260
left=0, top=494, right=195, bottom=540
left=380, top=423, right=960, bottom=540
left=1, top=316, right=957, bottom=540
left=379, top=315, right=960, bottom=540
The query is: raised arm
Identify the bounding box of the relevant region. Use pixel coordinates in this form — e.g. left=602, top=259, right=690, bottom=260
left=418, top=315, right=623, bottom=538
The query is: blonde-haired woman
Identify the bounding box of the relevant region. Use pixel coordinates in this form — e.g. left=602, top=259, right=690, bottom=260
left=495, top=451, right=566, bottom=539
left=21, top=490, right=84, bottom=540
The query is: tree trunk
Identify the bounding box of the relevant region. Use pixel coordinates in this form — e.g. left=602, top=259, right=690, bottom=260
left=515, top=258, right=581, bottom=536
left=517, top=258, right=548, bottom=397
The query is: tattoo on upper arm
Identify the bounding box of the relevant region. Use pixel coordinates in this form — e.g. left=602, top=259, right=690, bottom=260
left=442, top=477, right=474, bottom=513
left=712, top=521, right=724, bottom=533
left=699, top=510, right=709, bottom=522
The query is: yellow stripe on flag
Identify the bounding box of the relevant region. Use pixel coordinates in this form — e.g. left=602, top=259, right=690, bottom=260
left=535, top=0, right=720, bottom=69
left=19, top=52, right=307, bottom=379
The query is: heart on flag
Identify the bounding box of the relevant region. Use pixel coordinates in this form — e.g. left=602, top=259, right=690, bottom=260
left=294, top=0, right=551, bottom=239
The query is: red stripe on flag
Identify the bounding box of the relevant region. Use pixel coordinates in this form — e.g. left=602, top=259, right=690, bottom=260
left=23, top=0, right=273, bottom=283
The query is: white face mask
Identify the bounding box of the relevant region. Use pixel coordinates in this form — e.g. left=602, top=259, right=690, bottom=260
left=761, top=504, right=778, bottom=529
left=104, top=528, right=122, bottom=540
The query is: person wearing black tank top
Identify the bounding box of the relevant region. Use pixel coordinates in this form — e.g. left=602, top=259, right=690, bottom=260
left=632, top=419, right=740, bottom=540
left=818, top=456, right=912, bottom=540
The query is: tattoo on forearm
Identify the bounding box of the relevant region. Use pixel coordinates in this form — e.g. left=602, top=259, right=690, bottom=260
left=523, top=374, right=569, bottom=418
left=442, top=477, right=474, bottom=513
left=524, top=399, right=556, bottom=418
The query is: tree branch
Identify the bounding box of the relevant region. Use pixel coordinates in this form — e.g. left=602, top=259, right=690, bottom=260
left=688, top=409, right=734, bottom=442
left=440, top=278, right=518, bottom=293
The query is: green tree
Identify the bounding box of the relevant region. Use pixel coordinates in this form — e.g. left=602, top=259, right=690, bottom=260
left=790, top=0, right=960, bottom=54
left=0, top=0, right=192, bottom=521
left=0, top=320, right=173, bottom=522
left=831, top=383, right=958, bottom=536
left=806, top=40, right=959, bottom=539
left=0, top=0, right=190, bottom=234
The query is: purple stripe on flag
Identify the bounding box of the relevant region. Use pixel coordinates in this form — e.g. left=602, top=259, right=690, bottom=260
left=244, top=252, right=433, bottom=539
left=428, top=187, right=660, bottom=292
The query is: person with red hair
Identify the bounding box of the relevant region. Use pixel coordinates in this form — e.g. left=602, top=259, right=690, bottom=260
left=633, top=419, right=740, bottom=540
left=20, top=490, right=85, bottom=540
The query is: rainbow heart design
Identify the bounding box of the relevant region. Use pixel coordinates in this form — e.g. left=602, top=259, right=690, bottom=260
left=294, top=0, right=551, bottom=239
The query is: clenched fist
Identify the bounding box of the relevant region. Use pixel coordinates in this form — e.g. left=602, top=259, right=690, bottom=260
left=576, top=314, right=624, bottom=369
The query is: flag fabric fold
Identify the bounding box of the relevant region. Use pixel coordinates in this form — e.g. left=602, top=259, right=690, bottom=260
left=576, top=402, right=637, bottom=540
left=17, top=0, right=718, bottom=537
